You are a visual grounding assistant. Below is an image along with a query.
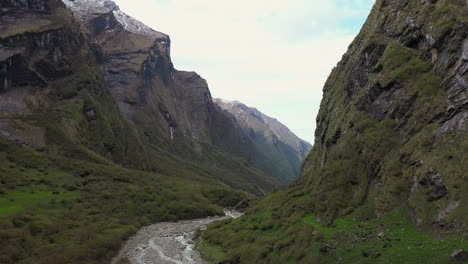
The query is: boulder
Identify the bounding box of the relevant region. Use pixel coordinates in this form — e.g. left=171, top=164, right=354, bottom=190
left=451, top=249, right=468, bottom=262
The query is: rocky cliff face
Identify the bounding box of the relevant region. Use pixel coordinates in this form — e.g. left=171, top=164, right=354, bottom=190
left=215, top=99, right=312, bottom=183
left=0, top=0, right=124, bottom=153
left=303, top=0, right=467, bottom=225
left=62, top=0, right=244, bottom=155
left=0, top=0, right=279, bottom=194
left=199, top=1, right=468, bottom=263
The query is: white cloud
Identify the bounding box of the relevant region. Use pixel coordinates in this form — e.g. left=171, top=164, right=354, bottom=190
left=113, top=0, right=375, bottom=143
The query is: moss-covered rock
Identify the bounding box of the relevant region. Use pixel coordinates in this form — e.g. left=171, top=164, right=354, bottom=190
left=302, top=0, right=467, bottom=226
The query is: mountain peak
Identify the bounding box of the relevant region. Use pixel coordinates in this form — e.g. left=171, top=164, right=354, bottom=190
left=63, top=0, right=167, bottom=40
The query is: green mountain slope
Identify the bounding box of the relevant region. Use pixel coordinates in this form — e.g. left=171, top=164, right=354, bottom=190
left=214, top=99, right=312, bottom=184
left=0, top=137, right=250, bottom=264
left=0, top=0, right=286, bottom=263
left=200, top=0, right=468, bottom=263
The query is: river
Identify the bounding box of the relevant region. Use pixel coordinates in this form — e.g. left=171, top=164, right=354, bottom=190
left=111, top=209, right=242, bottom=264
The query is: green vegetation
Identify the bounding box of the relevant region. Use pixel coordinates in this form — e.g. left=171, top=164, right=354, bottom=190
left=0, top=189, right=79, bottom=217
left=200, top=200, right=468, bottom=264
left=299, top=114, right=402, bottom=221
left=0, top=137, right=250, bottom=264
left=379, top=41, right=442, bottom=97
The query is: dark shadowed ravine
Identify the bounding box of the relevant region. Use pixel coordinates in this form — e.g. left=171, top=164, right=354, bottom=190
left=111, top=209, right=242, bottom=264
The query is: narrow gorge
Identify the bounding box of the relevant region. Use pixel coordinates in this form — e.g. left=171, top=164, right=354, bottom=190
left=0, top=0, right=466, bottom=264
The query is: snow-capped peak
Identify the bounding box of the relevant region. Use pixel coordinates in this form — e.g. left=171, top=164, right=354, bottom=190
left=63, top=0, right=167, bottom=39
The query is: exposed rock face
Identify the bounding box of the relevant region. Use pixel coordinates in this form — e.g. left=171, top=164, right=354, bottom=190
left=0, top=0, right=279, bottom=194
left=63, top=0, right=207, bottom=144
left=0, top=0, right=92, bottom=149
left=215, top=99, right=312, bottom=183
left=0, top=0, right=52, bottom=10
left=301, top=0, right=467, bottom=226
left=60, top=0, right=269, bottom=163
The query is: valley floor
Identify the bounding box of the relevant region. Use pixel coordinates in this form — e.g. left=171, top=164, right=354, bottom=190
left=112, top=209, right=242, bottom=264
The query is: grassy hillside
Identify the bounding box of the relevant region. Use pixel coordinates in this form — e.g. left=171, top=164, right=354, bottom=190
left=0, top=137, right=251, bottom=264
left=198, top=188, right=468, bottom=264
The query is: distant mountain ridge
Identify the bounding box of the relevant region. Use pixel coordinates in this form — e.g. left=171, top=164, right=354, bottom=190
left=215, top=99, right=312, bottom=183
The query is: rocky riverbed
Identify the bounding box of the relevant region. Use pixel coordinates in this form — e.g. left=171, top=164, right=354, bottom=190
left=111, top=209, right=242, bottom=264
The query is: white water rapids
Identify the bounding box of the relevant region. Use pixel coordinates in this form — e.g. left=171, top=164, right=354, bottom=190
left=111, top=209, right=242, bottom=264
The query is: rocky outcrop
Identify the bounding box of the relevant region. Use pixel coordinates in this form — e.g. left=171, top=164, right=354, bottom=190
left=451, top=249, right=468, bottom=262
left=0, top=0, right=53, bottom=10
left=215, top=99, right=312, bottom=183
left=0, top=0, right=89, bottom=149
left=301, top=0, right=467, bottom=226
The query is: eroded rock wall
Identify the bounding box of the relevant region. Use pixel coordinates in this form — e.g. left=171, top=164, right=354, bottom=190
left=302, top=0, right=467, bottom=227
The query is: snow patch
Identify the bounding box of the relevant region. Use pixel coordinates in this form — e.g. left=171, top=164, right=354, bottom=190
left=63, top=0, right=167, bottom=40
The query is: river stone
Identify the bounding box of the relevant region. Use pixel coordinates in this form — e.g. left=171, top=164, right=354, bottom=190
left=451, top=249, right=468, bottom=262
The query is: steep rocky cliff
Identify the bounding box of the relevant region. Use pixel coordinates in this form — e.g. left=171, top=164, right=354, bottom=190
left=0, top=0, right=280, bottom=195
left=215, top=99, right=312, bottom=183
left=303, top=0, right=467, bottom=226
left=61, top=0, right=258, bottom=158
left=200, top=1, right=468, bottom=263
left=63, top=0, right=283, bottom=193
left=0, top=0, right=147, bottom=165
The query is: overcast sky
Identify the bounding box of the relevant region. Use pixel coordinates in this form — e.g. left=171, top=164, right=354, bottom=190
left=113, top=0, right=375, bottom=143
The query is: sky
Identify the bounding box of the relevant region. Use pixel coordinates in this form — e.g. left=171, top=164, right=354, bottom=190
left=113, top=0, right=375, bottom=143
